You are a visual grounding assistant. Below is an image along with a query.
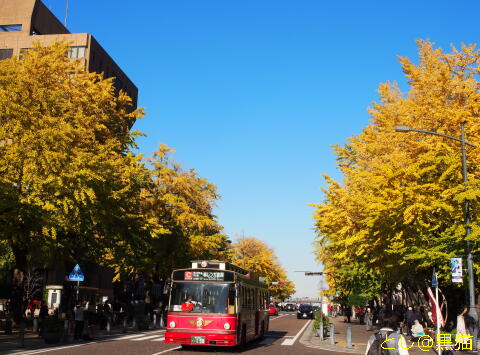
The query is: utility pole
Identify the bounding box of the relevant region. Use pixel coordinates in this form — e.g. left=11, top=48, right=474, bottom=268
left=64, top=0, right=69, bottom=27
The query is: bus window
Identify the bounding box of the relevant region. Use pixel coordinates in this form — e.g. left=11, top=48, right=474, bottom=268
left=228, top=286, right=235, bottom=314
left=169, top=282, right=235, bottom=314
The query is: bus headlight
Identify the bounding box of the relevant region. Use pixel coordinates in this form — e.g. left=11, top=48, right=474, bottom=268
left=169, top=321, right=176, bottom=328
left=224, top=323, right=231, bottom=330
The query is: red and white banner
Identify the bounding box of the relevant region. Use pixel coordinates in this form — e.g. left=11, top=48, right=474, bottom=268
left=427, top=287, right=445, bottom=327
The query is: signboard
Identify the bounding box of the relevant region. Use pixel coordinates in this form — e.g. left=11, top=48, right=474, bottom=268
left=69, top=264, right=84, bottom=282
left=451, top=257, right=463, bottom=283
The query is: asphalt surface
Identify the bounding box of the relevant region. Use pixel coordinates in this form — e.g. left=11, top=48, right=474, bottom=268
left=4, top=312, right=352, bottom=354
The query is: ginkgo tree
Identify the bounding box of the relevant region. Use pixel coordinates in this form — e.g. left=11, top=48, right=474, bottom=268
left=104, top=144, right=231, bottom=280
left=230, top=237, right=295, bottom=300
left=312, top=40, right=480, bottom=297
left=0, top=42, right=146, bottom=320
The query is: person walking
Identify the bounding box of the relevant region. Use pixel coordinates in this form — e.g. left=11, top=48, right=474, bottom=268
left=74, top=302, right=86, bottom=340
left=365, top=307, right=374, bottom=331
left=345, top=306, right=352, bottom=323
left=404, top=307, right=418, bottom=336
left=38, top=301, right=48, bottom=336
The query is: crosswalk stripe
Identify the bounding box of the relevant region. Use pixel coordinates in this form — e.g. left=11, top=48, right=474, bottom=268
left=152, top=337, right=165, bottom=342
left=116, top=330, right=165, bottom=340
left=132, top=334, right=165, bottom=341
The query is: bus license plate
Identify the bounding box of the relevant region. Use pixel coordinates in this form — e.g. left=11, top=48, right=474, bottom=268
left=191, top=336, right=206, bottom=344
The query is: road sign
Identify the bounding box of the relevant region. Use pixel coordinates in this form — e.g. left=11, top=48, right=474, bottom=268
left=69, top=264, right=85, bottom=282
left=432, top=269, right=438, bottom=287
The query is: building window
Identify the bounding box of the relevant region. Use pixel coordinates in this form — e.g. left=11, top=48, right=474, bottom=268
left=0, top=24, right=22, bottom=32
left=68, top=46, right=86, bottom=59
left=0, top=49, right=13, bottom=60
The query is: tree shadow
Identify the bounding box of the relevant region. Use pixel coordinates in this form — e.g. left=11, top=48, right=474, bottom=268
left=173, top=331, right=289, bottom=353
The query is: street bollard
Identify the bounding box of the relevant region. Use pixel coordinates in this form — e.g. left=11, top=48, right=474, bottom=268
left=159, top=312, right=165, bottom=328
left=63, top=319, right=69, bottom=342
left=33, top=318, right=39, bottom=333
left=153, top=313, right=157, bottom=329
left=19, top=322, right=25, bottom=348
left=346, top=326, right=353, bottom=349
left=106, top=317, right=111, bottom=333
left=320, top=321, right=324, bottom=341
left=330, top=324, right=335, bottom=345
left=122, top=316, right=127, bottom=333
left=132, top=317, right=136, bottom=330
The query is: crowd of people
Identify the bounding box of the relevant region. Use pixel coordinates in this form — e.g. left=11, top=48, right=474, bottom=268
left=327, top=302, right=477, bottom=355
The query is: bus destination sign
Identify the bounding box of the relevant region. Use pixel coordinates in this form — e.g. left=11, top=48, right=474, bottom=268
left=172, top=269, right=234, bottom=282
left=185, top=271, right=224, bottom=281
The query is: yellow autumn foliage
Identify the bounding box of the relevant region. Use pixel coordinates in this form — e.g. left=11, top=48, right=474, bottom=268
left=231, top=237, right=295, bottom=299
left=312, top=40, right=480, bottom=292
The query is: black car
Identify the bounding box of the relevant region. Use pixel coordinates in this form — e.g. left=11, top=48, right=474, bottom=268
left=297, top=304, right=314, bottom=319
left=285, top=303, right=296, bottom=312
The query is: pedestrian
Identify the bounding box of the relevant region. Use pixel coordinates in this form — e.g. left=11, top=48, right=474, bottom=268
left=38, top=300, right=49, bottom=335
left=366, top=312, right=409, bottom=355
left=456, top=306, right=471, bottom=347
left=365, top=307, right=374, bottom=331
left=345, top=306, right=352, bottom=323
left=404, top=306, right=418, bottom=336
left=74, top=302, right=86, bottom=340
left=410, top=319, right=424, bottom=342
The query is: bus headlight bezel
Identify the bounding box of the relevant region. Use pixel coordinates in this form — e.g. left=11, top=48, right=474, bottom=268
left=169, top=321, right=176, bottom=328
left=224, top=322, right=231, bottom=330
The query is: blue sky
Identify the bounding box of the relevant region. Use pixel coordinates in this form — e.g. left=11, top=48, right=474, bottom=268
left=44, top=0, right=480, bottom=297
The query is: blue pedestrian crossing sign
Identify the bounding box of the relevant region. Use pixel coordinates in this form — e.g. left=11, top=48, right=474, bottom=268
left=69, top=264, right=85, bottom=282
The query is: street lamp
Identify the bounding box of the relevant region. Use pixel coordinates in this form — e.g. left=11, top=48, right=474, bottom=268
left=395, top=123, right=478, bottom=324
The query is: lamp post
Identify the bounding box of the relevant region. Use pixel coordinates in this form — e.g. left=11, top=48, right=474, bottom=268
left=395, top=123, right=478, bottom=324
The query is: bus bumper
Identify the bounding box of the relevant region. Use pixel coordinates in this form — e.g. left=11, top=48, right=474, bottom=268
left=165, top=332, right=237, bottom=346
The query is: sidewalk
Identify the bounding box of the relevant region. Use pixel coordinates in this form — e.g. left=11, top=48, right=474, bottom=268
left=301, top=315, right=477, bottom=354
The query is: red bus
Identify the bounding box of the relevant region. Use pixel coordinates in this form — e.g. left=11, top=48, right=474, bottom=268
left=164, top=260, right=269, bottom=347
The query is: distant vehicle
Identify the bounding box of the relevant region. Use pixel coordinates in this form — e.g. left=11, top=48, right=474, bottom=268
left=268, top=305, right=279, bottom=316
left=297, top=304, right=314, bottom=319
left=285, top=303, right=296, bottom=312
left=312, top=306, right=320, bottom=312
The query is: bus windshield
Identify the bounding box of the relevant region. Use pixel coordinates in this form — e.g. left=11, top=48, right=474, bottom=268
left=169, top=282, right=235, bottom=314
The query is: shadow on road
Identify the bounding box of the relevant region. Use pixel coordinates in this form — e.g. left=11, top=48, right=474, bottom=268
left=173, top=331, right=289, bottom=353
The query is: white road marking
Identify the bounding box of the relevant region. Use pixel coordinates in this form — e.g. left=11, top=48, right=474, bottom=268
left=281, top=319, right=312, bottom=346
left=151, top=337, right=165, bottom=342
left=116, top=330, right=165, bottom=340
left=13, top=330, right=167, bottom=354
left=132, top=334, right=165, bottom=341
left=152, top=346, right=182, bottom=355
left=270, top=314, right=288, bottom=320
left=12, top=341, right=105, bottom=355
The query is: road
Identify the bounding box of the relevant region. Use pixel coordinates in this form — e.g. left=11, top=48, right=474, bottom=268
left=5, top=312, right=350, bottom=355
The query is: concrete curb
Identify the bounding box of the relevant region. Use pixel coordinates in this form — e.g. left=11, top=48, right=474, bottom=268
left=300, top=321, right=364, bottom=354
